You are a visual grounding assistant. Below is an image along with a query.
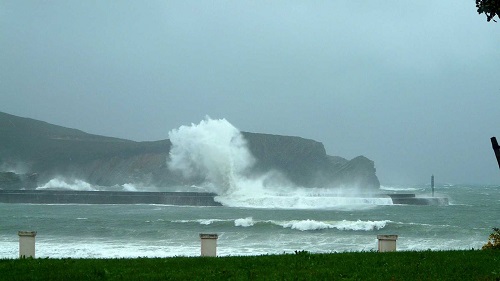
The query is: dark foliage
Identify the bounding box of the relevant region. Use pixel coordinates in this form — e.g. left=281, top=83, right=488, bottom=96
left=476, top=0, right=500, bottom=22
left=482, top=227, right=500, bottom=250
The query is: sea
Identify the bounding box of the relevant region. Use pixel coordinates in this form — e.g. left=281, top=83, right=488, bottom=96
left=2, top=119, right=499, bottom=258
left=0, top=183, right=499, bottom=258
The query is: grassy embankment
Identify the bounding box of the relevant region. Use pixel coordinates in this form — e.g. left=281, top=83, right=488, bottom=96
left=0, top=250, right=499, bottom=280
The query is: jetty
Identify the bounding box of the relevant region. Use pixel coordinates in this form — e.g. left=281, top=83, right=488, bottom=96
left=386, top=193, right=449, bottom=205
left=0, top=190, right=448, bottom=206
left=0, top=190, right=222, bottom=206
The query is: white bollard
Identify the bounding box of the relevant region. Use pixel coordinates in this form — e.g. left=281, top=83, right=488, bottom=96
left=377, top=235, right=398, bottom=252
left=200, top=233, right=218, bottom=257
left=18, top=231, right=37, bottom=258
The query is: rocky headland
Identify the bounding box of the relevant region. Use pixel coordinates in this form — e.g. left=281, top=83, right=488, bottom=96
left=0, top=112, right=380, bottom=190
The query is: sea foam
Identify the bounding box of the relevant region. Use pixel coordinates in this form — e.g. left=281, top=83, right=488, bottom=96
left=278, top=219, right=390, bottom=231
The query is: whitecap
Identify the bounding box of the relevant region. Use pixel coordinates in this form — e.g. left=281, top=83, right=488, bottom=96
left=235, top=217, right=254, bottom=227
left=277, top=219, right=390, bottom=231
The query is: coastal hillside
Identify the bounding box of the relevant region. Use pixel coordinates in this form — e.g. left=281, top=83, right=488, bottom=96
left=0, top=112, right=380, bottom=190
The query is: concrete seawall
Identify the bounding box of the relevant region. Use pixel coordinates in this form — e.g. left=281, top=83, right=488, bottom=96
left=0, top=190, right=223, bottom=206
left=0, top=190, right=448, bottom=206
left=386, top=194, right=449, bottom=205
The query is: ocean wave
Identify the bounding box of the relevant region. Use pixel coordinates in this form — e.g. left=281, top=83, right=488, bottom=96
left=215, top=195, right=393, bottom=209
left=394, top=221, right=457, bottom=228
left=172, top=219, right=229, bottom=225
left=37, top=178, right=97, bottom=191
left=166, top=118, right=391, bottom=210
left=171, top=217, right=389, bottom=231
left=277, top=219, right=390, bottom=231
left=122, top=183, right=139, bottom=191
left=235, top=217, right=254, bottom=227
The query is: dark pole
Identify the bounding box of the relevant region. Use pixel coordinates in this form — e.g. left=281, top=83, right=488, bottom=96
left=431, top=175, right=434, bottom=197
left=491, top=137, right=500, bottom=169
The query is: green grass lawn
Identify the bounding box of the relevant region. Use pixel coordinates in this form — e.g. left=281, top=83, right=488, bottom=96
left=1, top=250, right=499, bottom=280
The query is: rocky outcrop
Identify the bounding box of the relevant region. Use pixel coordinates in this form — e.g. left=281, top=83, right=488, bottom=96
left=325, top=155, right=380, bottom=189
left=240, top=133, right=379, bottom=189
left=242, top=132, right=328, bottom=187
left=0, top=111, right=380, bottom=190
left=0, top=172, right=37, bottom=190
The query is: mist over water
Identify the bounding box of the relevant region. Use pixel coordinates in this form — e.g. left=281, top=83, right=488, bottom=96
left=167, top=117, right=392, bottom=209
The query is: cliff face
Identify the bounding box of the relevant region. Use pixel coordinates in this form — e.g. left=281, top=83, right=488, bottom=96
left=241, top=133, right=379, bottom=188
left=325, top=155, right=380, bottom=189
left=0, top=112, right=380, bottom=190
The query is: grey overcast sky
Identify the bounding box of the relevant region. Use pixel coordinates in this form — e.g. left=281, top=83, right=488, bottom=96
left=1, top=1, right=499, bottom=185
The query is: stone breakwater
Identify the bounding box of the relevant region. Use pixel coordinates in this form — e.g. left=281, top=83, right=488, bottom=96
left=0, top=190, right=448, bottom=206
left=386, top=194, right=449, bottom=205
left=0, top=190, right=222, bottom=206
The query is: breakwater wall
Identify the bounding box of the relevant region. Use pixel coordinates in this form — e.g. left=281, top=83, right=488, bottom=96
left=0, top=190, right=448, bottom=206
left=0, top=190, right=223, bottom=206
left=386, top=194, right=449, bottom=205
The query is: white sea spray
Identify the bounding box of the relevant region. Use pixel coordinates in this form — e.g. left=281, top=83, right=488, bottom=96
left=167, top=117, right=392, bottom=209
left=37, top=178, right=96, bottom=191
left=235, top=217, right=254, bottom=227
